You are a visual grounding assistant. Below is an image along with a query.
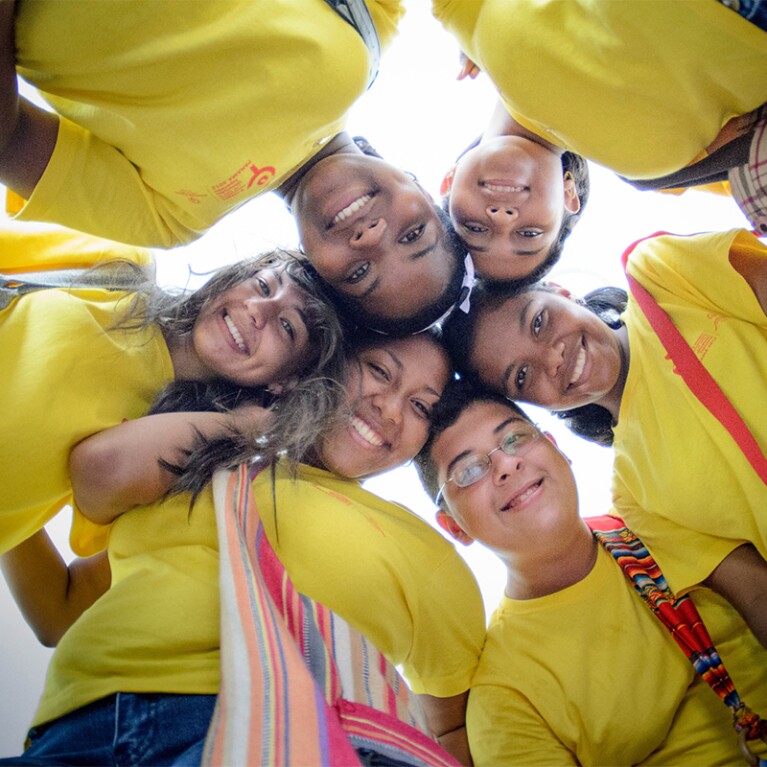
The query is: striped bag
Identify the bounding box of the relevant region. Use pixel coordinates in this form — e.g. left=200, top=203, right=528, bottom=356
left=203, top=463, right=460, bottom=767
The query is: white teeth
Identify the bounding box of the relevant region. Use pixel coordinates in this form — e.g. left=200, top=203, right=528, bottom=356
left=351, top=416, right=384, bottom=447
left=570, top=346, right=586, bottom=385
left=224, top=314, right=246, bottom=353
left=504, top=479, right=542, bottom=510
left=483, top=183, right=526, bottom=193
left=333, top=194, right=373, bottom=224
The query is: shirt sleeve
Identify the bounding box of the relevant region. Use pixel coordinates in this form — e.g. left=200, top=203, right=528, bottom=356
left=15, top=117, right=206, bottom=248
left=626, top=229, right=767, bottom=327
left=468, top=684, right=578, bottom=766
left=403, top=546, right=486, bottom=697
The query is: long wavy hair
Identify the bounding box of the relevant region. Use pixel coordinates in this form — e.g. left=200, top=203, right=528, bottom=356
left=122, top=250, right=348, bottom=500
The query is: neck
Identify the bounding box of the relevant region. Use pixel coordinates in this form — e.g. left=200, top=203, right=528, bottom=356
left=276, top=132, right=358, bottom=207
left=502, top=519, right=597, bottom=600
left=164, top=330, right=210, bottom=382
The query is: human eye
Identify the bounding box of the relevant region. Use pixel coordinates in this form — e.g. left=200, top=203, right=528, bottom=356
left=399, top=224, right=425, bottom=245
left=455, top=458, right=488, bottom=488
left=462, top=221, right=488, bottom=234
left=366, top=360, right=390, bottom=382
left=280, top=317, right=295, bottom=342
left=514, top=365, right=528, bottom=392
left=411, top=398, right=431, bottom=419
left=532, top=310, right=544, bottom=336
left=345, top=263, right=370, bottom=284
left=256, top=276, right=271, bottom=296
left=516, top=229, right=543, bottom=238
left=501, top=430, right=533, bottom=454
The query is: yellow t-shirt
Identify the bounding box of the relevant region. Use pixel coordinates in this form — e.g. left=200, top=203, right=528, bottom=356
left=34, top=464, right=485, bottom=726
left=468, top=545, right=767, bottom=765
left=14, top=0, right=404, bottom=247
left=0, top=286, right=173, bottom=556
left=613, top=229, right=767, bottom=592
left=33, top=491, right=222, bottom=728
left=0, top=221, right=154, bottom=274
left=256, top=463, right=486, bottom=696
left=433, top=0, right=767, bottom=179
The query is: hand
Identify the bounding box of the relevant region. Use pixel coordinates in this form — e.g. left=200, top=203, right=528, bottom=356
left=229, top=403, right=273, bottom=438
left=457, top=53, right=480, bottom=81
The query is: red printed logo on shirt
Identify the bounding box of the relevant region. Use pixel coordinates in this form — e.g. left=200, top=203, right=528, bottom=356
left=211, top=162, right=276, bottom=201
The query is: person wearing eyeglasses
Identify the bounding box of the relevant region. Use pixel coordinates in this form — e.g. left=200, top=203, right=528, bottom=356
left=414, top=379, right=767, bottom=766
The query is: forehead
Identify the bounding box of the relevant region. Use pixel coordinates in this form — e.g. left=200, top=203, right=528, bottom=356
left=365, top=336, right=449, bottom=380
left=472, top=246, right=550, bottom=282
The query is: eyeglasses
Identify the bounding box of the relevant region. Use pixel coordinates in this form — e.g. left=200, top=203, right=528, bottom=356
left=435, top=425, right=542, bottom=505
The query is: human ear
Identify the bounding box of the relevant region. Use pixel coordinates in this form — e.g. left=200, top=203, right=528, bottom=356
left=436, top=509, right=474, bottom=547
left=563, top=171, right=581, bottom=214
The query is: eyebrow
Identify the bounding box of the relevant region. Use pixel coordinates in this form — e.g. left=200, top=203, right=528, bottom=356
left=512, top=245, right=546, bottom=257
left=501, top=297, right=534, bottom=391
left=409, top=233, right=439, bottom=262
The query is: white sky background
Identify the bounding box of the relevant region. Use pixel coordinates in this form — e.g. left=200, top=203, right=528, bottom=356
left=0, top=3, right=751, bottom=755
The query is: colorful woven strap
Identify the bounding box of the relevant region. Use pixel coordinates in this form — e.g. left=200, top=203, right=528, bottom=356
left=621, top=233, right=767, bottom=486
left=587, top=515, right=767, bottom=764
left=204, top=464, right=360, bottom=766
left=204, top=463, right=459, bottom=767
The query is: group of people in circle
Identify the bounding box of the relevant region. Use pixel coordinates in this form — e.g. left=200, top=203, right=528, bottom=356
left=1, top=0, right=766, bottom=764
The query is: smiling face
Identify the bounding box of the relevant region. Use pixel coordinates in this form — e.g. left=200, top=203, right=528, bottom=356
left=431, top=400, right=578, bottom=554
left=448, top=136, right=579, bottom=282
left=191, top=268, right=314, bottom=387
left=317, top=335, right=451, bottom=480
left=292, top=153, right=456, bottom=322
left=470, top=289, right=626, bottom=411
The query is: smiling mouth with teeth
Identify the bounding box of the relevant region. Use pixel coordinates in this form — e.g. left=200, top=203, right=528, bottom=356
left=224, top=313, right=247, bottom=353
left=332, top=193, right=374, bottom=226
left=351, top=416, right=385, bottom=448
left=501, top=479, right=543, bottom=511
left=569, top=345, right=586, bottom=386
left=481, top=183, right=528, bottom=193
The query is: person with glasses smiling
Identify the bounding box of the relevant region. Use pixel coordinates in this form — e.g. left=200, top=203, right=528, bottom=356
left=415, top=380, right=767, bottom=766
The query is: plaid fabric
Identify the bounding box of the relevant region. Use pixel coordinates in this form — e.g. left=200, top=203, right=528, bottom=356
left=204, top=464, right=459, bottom=767
left=729, top=106, right=767, bottom=235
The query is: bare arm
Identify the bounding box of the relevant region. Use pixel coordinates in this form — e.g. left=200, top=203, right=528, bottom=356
left=704, top=543, right=767, bottom=649
left=483, top=99, right=561, bottom=154
left=70, top=407, right=270, bottom=525
left=729, top=241, right=767, bottom=316
left=417, top=691, right=472, bottom=766
left=0, top=0, right=58, bottom=199
left=1, top=529, right=111, bottom=646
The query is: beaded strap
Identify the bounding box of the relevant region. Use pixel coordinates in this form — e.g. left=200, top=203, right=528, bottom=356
left=587, top=515, right=767, bottom=765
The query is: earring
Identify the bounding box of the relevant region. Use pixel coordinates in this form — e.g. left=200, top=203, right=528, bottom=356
left=440, top=166, right=456, bottom=197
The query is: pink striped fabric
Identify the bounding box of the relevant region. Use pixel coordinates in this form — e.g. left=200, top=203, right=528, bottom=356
left=203, top=463, right=460, bottom=767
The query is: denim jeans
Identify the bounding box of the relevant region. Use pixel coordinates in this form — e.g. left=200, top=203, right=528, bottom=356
left=0, top=693, right=217, bottom=766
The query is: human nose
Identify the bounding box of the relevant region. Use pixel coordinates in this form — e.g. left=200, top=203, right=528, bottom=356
left=244, top=293, right=279, bottom=329
left=486, top=204, right=517, bottom=220
left=350, top=218, right=387, bottom=249
left=491, top=447, right=522, bottom=485
left=544, top=340, right=566, bottom=378
left=371, top=388, right=402, bottom=425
